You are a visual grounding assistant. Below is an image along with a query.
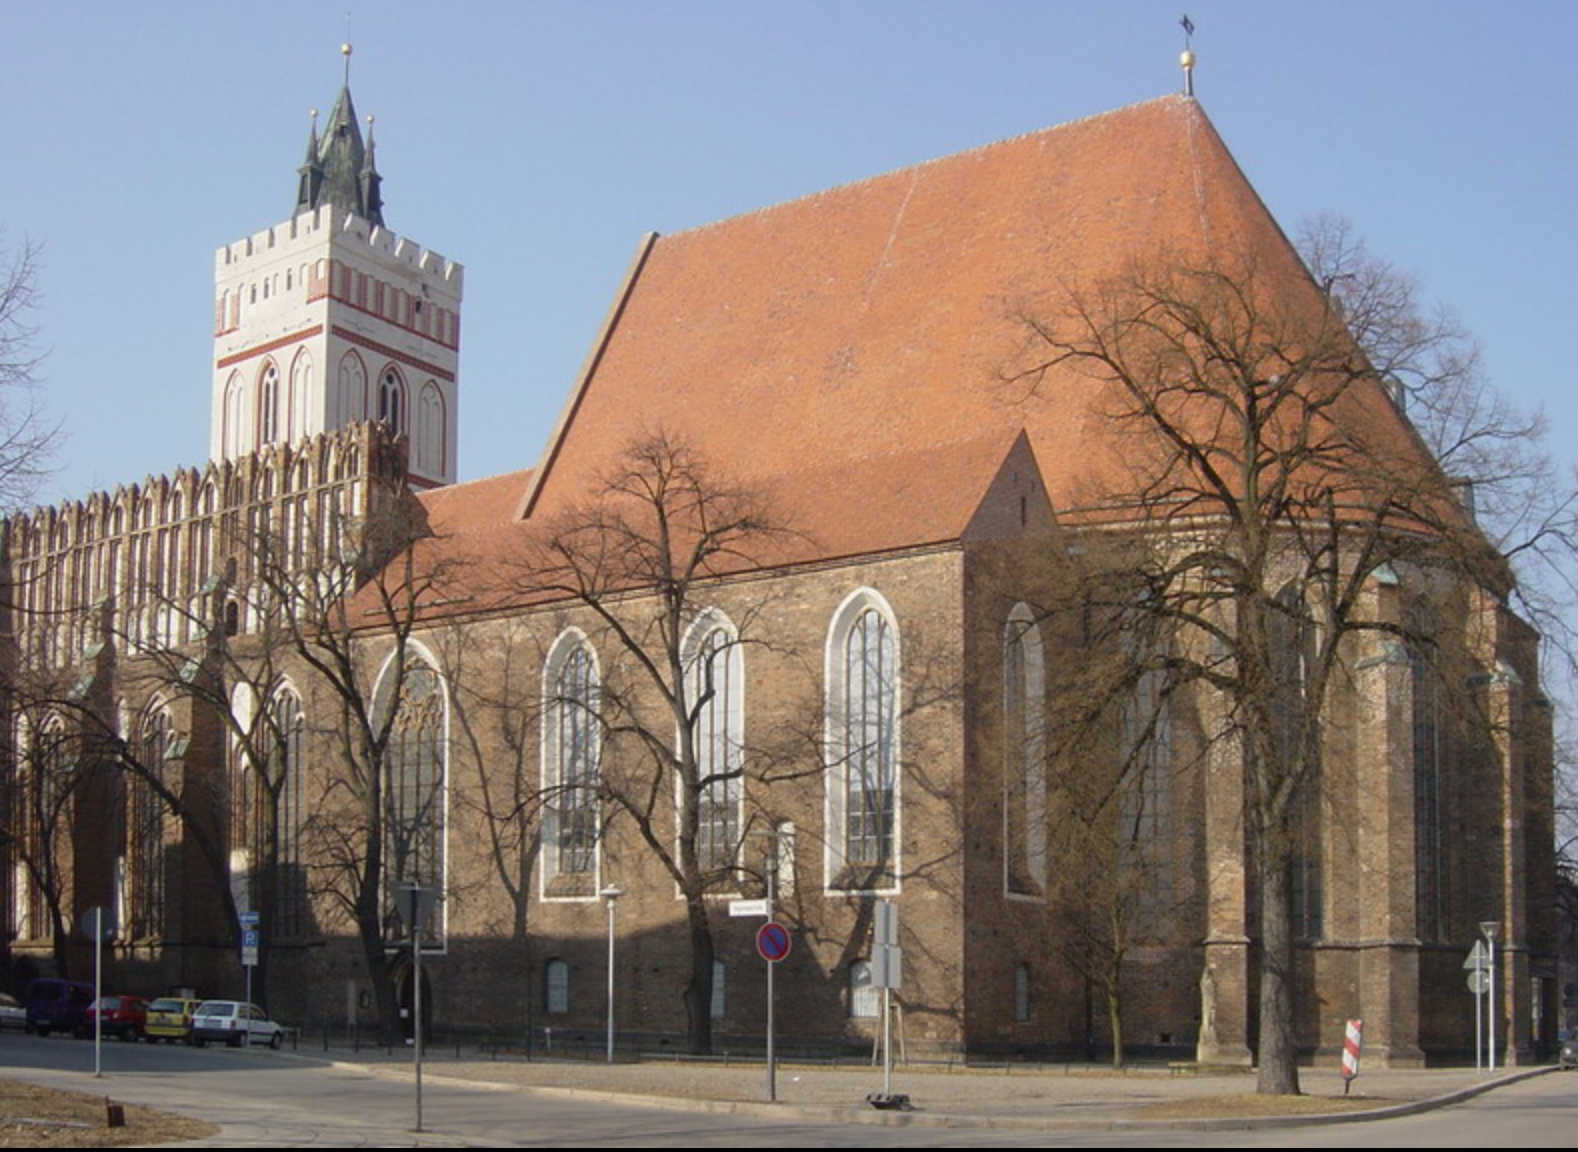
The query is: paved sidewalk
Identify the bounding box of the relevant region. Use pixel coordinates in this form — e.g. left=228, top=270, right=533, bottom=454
left=300, top=1045, right=1556, bottom=1132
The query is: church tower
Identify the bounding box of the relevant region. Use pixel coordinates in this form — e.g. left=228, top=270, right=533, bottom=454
left=210, top=50, right=462, bottom=488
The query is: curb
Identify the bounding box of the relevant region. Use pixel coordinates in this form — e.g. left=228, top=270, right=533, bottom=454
left=328, top=1058, right=1559, bottom=1134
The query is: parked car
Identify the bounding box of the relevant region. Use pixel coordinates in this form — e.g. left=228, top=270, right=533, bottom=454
left=0, top=993, right=26, bottom=1031
left=188, top=1000, right=282, bottom=1049
left=78, top=995, right=150, bottom=1041
left=144, top=997, right=203, bottom=1044
left=23, top=978, right=93, bottom=1037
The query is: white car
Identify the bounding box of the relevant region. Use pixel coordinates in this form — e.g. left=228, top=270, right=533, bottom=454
left=188, top=1000, right=283, bottom=1049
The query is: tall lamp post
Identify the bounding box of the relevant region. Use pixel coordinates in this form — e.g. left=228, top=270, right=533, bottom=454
left=1479, top=921, right=1500, bottom=1069
left=602, top=886, right=623, bottom=1063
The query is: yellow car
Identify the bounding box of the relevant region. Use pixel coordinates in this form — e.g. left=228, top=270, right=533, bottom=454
left=144, top=997, right=203, bottom=1044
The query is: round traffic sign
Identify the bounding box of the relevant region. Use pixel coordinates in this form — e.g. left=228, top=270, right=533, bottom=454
left=756, top=921, right=792, bottom=963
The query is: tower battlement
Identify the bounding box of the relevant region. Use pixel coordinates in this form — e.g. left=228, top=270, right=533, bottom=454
left=216, top=205, right=463, bottom=289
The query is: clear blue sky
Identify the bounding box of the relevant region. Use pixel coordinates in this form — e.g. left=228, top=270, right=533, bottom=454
left=4, top=0, right=1574, bottom=511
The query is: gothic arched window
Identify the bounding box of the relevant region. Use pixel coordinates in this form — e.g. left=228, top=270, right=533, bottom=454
left=542, top=633, right=600, bottom=896
left=1003, top=605, right=1046, bottom=896
left=384, top=662, right=445, bottom=942
left=1408, top=603, right=1446, bottom=941
left=1270, top=584, right=1322, bottom=940
left=258, top=362, right=281, bottom=446
left=684, top=612, right=743, bottom=876
left=271, top=687, right=308, bottom=938
left=377, top=367, right=405, bottom=434
left=826, top=591, right=899, bottom=892
left=127, top=704, right=174, bottom=940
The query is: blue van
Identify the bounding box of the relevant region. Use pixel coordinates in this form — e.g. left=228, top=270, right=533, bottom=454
left=24, top=978, right=94, bottom=1037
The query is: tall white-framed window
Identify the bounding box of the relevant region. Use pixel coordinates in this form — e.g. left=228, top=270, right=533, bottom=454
left=1407, top=601, right=1446, bottom=942
left=825, top=590, right=900, bottom=892
left=1119, top=631, right=1173, bottom=932
left=1270, top=583, right=1322, bottom=941
left=542, top=630, right=600, bottom=898
left=270, top=685, right=309, bottom=939
left=1003, top=604, right=1046, bottom=897
left=128, top=702, right=174, bottom=940
left=682, top=610, right=743, bottom=878
left=381, top=659, right=446, bottom=943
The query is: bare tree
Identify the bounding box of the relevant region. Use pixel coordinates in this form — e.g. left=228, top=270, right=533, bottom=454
left=251, top=489, right=445, bottom=1045
left=0, top=238, right=60, bottom=508
left=1039, top=596, right=1180, bottom=1068
left=1, top=703, right=88, bottom=977
left=1007, top=230, right=1560, bottom=1093
left=528, top=432, right=793, bottom=1055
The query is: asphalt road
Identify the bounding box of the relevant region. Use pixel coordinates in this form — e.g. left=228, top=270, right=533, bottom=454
left=1, top=1032, right=1573, bottom=1147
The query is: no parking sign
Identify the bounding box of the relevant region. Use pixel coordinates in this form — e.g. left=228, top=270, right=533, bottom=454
left=756, top=921, right=792, bottom=963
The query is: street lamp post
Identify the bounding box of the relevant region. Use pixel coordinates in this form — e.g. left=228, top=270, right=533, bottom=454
left=1479, top=921, right=1500, bottom=1070
left=602, top=886, right=623, bottom=1063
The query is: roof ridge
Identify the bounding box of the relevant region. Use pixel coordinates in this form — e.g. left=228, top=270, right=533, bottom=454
left=664, top=94, right=1199, bottom=243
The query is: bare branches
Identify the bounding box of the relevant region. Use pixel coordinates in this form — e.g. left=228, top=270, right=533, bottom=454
left=1012, top=225, right=1560, bottom=1093
left=0, top=237, right=60, bottom=508
left=523, top=431, right=799, bottom=1055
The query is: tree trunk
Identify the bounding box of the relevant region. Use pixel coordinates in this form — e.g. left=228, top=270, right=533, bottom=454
left=1255, top=834, right=1301, bottom=1095
left=1107, top=978, right=1125, bottom=1069
left=682, top=894, right=715, bottom=1055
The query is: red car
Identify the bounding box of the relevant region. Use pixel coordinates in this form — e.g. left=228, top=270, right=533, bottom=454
left=77, top=995, right=150, bottom=1042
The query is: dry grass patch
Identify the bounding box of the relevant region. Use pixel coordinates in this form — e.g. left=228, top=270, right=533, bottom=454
left=0, top=1078, right=216, bottom=1147
left=1138, top=1092, right=1400, bottom=1120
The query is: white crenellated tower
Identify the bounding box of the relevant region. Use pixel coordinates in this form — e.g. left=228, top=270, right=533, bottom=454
left=210, top=66, right=463, bottom=488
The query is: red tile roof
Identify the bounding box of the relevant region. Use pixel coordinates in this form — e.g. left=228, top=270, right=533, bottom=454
left=370, top=94, right=1435, bottom=624
left=516, top=95, right=1312, bottom=547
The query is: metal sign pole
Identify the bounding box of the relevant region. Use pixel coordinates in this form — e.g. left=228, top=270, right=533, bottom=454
left=92, top=910, right=103, bottom=1078
left=414, top=888, right=425, bottom=1133
left=766, top=842, right=777, bottom=1104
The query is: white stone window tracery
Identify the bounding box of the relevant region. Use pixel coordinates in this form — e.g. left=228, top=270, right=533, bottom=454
left=382, top=661, right=446, bottom=943
left=1003, top=605, right=1046, bottom=897
left=542, top=632, right=600, bottom=897
left=683, top=612, right=743, bottom=876
left=825, top=590, right=900, bottom=892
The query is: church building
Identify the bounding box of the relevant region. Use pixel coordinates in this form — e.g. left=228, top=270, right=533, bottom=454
left=0, top=63, right=1558, bottom=1067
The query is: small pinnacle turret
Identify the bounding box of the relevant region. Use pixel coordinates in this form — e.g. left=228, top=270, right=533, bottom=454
left=293, top=82, right=385, bottom=226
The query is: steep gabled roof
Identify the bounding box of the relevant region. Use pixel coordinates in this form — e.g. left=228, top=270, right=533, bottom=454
left=515, top=95, right=1317, bottom=555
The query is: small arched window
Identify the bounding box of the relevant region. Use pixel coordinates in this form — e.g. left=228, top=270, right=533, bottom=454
left=258, top=362, right=281, bottom=446
left=545, top=958, right=570, bottom=1014
left=377, top=367, right=404, bottom=434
